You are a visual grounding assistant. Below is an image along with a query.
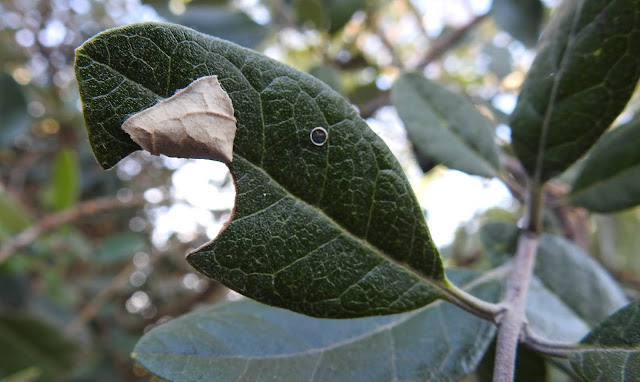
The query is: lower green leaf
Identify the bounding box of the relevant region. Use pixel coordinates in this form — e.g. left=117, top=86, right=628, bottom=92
left=133, top=270, right=500, bottom=382
left=570, top=299, right=640, bottom=381
left=535, top=233, right=628, bottom=327
left=526, top=277, right=590, bottom=343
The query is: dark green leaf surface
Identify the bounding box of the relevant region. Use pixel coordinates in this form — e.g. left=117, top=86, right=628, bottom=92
left=0, top=72, right=29, bottom=148
left=570, top=299, right=640, bottom=381
left=480, top=222, right=627, bottom=326
left=392, top=73, right=500, bottom=178
left=75, top=22, right=444, bottom=318
left=133, top=270, right=501, bottom=382
left=490, top=0, right=544, bottom=46
left=0, top=314, right=75, bottom=381
left=510, top=0, right=640, bottom=182
left=571, top=117, right=640, bottom=212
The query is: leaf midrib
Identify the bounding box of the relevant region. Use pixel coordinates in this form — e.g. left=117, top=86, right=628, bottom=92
left=531, top=0, right=618, bottom=183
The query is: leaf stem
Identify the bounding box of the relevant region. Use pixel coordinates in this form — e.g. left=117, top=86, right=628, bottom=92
left=0, top=195, right=146, bottom=265
left=493, top=231, right=540, bottom=382
left=436, top=264, right=511, bottom=322
left=493, top=185, right=544, bottom=382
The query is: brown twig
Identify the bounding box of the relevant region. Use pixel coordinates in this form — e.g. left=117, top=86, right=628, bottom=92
left=365, top=9, right=404, bottom=68
left=0, top=195, right=145, bottom=264
left=65, top=260, right=137, bottom=336
left=358, top=13, right=489, bottom=118
left=403, top=0, right=430, bottom=41
left=414, top=13, right=488, bottom=69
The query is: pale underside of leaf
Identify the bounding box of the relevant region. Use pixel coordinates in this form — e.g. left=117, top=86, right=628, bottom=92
left=133, top=270, right=501, bottom=382
left=479, top=222, right=628, bottom=326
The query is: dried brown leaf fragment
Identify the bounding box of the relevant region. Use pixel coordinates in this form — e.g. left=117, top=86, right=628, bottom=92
left=122, top=75, right=237, bottom=163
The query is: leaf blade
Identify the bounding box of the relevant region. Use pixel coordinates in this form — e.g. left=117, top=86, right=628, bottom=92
left=392, top=73, right=501, bottom=178
left=133, top=270, right=501, bottom=382
left=510, top=0, right=640, bottom=182
left=536, top=233, right=628, bottom=327
left=75, top=22, right=444, bottom=318
left=570, top=117, right=640, bottom=212
left=570, top=299, right=640, bottom=382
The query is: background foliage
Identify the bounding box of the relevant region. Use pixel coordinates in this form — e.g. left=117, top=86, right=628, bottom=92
left=1, top=0, right=639, bottom=381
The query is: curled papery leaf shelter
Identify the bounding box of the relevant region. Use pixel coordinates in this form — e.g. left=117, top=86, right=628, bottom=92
left=122, top=75, right=236, bottom=163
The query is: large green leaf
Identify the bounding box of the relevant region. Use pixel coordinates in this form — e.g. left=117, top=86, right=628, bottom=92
left=570, top=299, right=640, bottom=381
left=490, top=0, right=544, bottom=47
left=0, top=314, right=76, bottom=382
left=75, top=23, right=444, bottom=318
left=510, top=0, right=640, bottom=182
left=133, top=270, right=501, bottom=382
left=570, top=117, right=640, bottom=212
left=479, top=222, right=627, bottom=326
left=392, top=73, right=501, bottom=178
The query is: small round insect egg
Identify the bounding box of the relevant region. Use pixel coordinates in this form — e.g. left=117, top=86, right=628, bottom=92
left=310, top=127, right=328, bottom=146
